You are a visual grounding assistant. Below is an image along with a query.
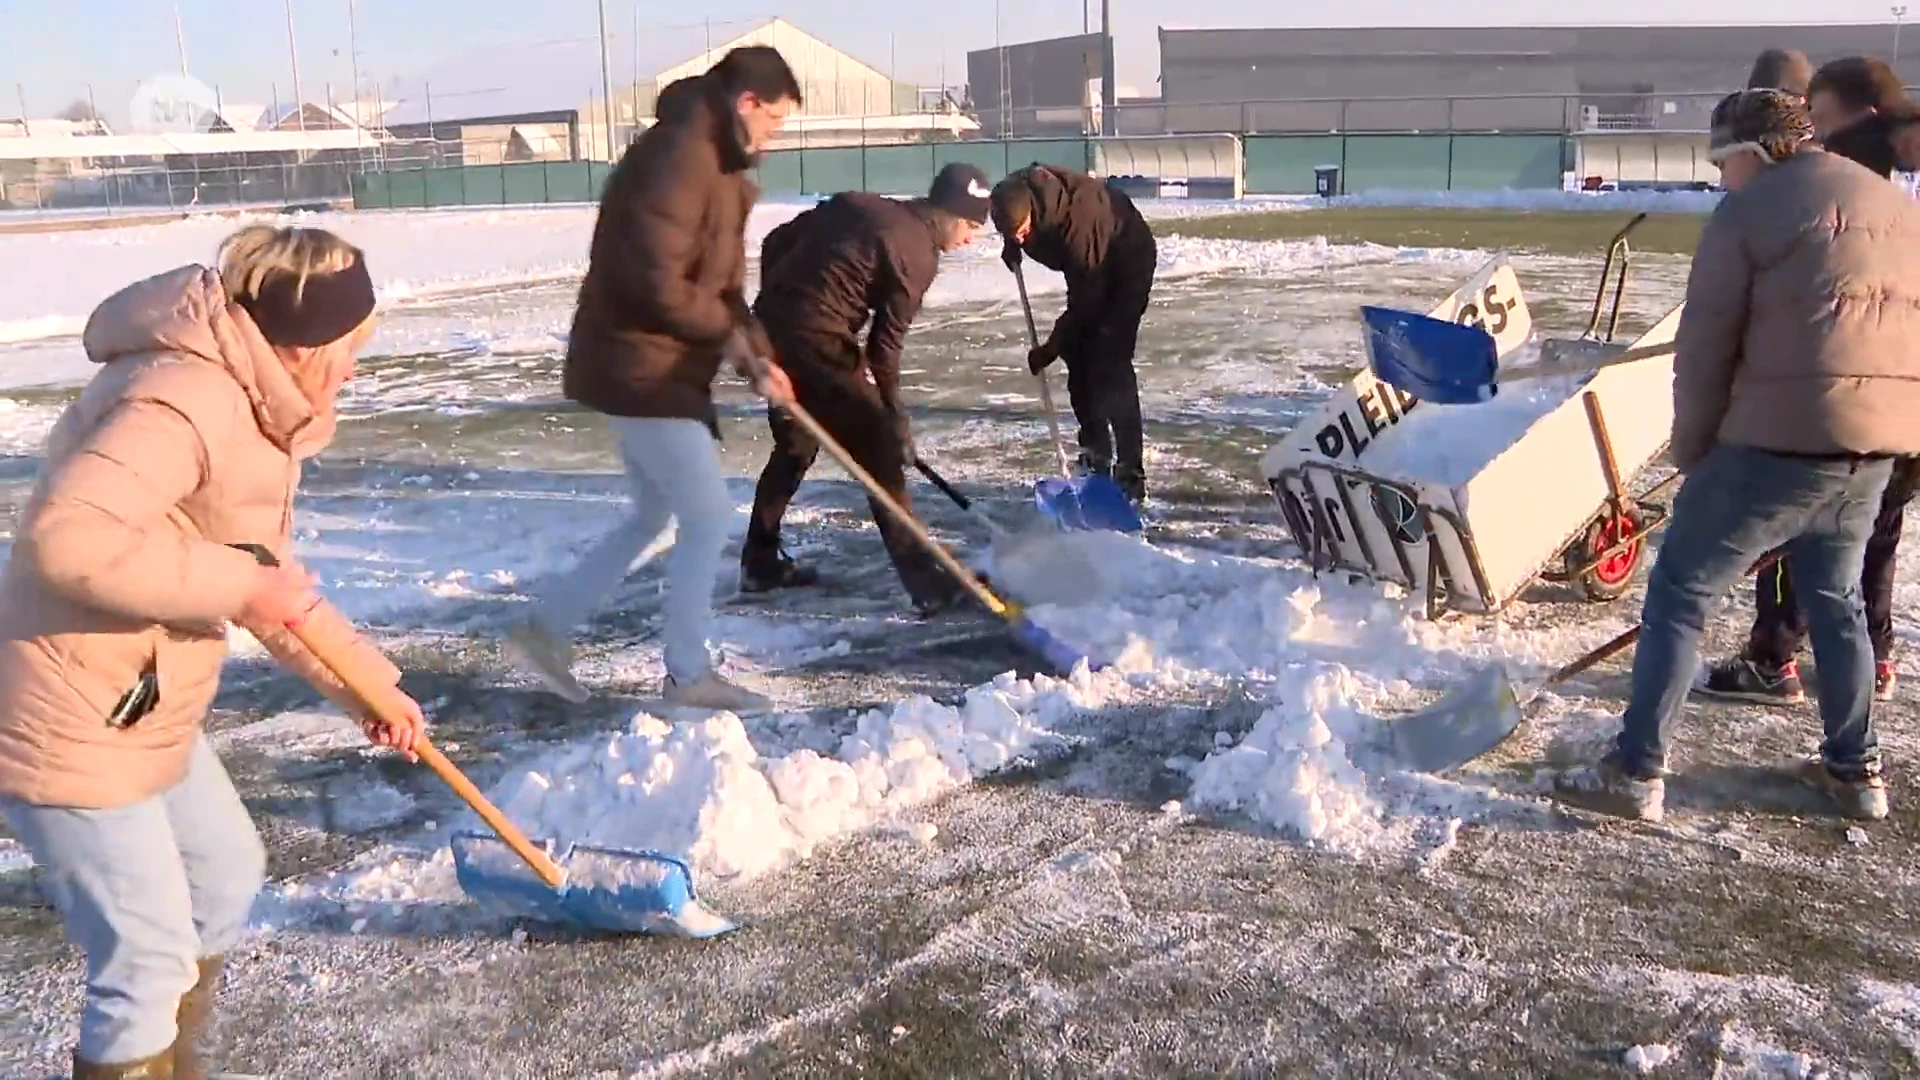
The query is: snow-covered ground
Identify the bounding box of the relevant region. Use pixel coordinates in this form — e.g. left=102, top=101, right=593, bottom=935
left=3, top=196, right=1916, bottom=1078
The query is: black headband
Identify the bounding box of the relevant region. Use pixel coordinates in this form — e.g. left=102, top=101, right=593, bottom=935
left=236, top=256, right=377, bottom=347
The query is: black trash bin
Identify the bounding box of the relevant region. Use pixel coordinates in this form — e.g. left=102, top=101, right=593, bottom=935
left=1314, top=164, right=1342, bottom=199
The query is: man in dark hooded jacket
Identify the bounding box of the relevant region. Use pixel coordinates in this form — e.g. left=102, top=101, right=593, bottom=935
left=1696, top=53, right=1919, bottom=707
left=740, top=163, right=993, bottom=614
left=990, top=164, right=1157, bottom=505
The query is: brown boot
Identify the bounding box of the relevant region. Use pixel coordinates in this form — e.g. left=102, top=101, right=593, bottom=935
left=173, top=955, right=225, bottom=1080
left=72, top=1047, right=176, bottom=1079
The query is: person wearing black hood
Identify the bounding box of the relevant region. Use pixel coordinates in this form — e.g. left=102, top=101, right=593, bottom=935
left=505, top=46, right=802, bottom=714
left=1696, top=53, right=1918, bottom=708
left=990, top=164, right=1158, bottom=505
left=1806, top=56, right=1907, bottom=177
left=739, top=163, right=994, bottom=614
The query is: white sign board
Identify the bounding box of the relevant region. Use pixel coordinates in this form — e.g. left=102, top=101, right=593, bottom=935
left=1261, top=258, right=1535, bottom=591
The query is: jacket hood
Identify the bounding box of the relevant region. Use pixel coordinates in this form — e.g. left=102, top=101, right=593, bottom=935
left=80, top=265, right=329, bottom=456
left=1026, top=166, right=1074, bottom=234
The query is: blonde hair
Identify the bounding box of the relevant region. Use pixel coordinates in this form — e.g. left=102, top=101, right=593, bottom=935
left=218, top=225, right=364, bottom=308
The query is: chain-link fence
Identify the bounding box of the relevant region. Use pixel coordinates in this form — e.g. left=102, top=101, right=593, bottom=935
left=0, top=86, right=1812, bottom=216
left=0, top=136, right=484, bottom=215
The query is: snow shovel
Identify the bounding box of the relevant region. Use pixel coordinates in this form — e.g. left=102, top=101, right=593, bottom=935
left=1384, top=549, right=1788, bottom=772
left=911, top=456, right=1107, bottom=605
left=1359, top=304, right=1674, bottom=406
left=1010, top=261, right=1144, bottom=535
left=232, top=544, right=735, bottom=939
left=1382, top=625, right=1644, bottom=773
left=769, top=394, right=1099, bottom=674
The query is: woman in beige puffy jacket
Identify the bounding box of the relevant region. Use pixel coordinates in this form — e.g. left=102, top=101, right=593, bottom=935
left=0, top=225, right=426, bottom=1078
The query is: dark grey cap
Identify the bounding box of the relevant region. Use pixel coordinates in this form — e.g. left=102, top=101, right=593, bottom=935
left=927, top=163, right=992, bottom=224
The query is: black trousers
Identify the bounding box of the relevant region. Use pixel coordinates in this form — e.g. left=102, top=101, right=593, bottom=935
left=1748, top=478, right=1907, bottom=667
left=742, top=340, right=954, bottom=603
left=1059, top=258, right=1155, bottom=480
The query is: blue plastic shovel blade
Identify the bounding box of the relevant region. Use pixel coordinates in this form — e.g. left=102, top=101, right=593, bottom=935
left=450, top=833, right=737, bottom=939
left=1009, top=615, right=1103, bottom=675
left=1034, top=475, right=1143, bottom=534
left=1358, top=305, right=1501, bottom=406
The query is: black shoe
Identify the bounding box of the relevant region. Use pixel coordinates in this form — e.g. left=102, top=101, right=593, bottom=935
left=1113, top=464, right=1146, bottom=506
left=740, top=548, right=820, bottom=593
left=1693, top=656, right=1806, bottom=705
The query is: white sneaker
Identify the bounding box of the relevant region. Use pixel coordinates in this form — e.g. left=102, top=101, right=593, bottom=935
left=504, top=618, right=591, bottom=703
left=662, top=670, right=773, bottom=714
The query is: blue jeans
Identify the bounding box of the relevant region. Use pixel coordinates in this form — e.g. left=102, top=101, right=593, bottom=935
left=1617, top=444, right=1892, bottom=779
left=0, top=735, right=265, bottom=1062
left=532, top=416, right=733, bottom=683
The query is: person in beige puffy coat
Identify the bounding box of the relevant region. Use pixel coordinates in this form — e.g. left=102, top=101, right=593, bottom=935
left=0, top=225, right=426, bottom=1079
left=1551, top=90, right=1920, bottom=826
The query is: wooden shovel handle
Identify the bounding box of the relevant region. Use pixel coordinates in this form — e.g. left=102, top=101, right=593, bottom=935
left=1540, top=550, right=1787, bottom=690
left=284, top=616, right=566, bottom=889
left=778, top=400, right=1014, bottom=620
left=232, top=544, right=565, bottom=888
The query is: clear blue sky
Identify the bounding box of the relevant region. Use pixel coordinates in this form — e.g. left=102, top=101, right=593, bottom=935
left=9, top=0, right=1908, bottom=123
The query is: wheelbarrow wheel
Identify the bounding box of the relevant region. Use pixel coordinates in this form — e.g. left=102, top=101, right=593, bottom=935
left=1568, top=507, right=1648, bottom=602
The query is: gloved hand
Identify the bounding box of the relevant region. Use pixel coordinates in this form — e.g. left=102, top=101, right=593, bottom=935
left=1000, top=240, right=1022, bottom=272
left=1026, top=339, right=1059, bottom=376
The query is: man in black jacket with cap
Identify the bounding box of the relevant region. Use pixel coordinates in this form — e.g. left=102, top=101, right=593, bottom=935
left=740, top=162, right=992, bottom=613
left=991, top=164, right=1157, bottom=506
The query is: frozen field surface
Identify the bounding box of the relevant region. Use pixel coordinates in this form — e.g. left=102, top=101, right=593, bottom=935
left=5, top=201, right=1920, bottom=1079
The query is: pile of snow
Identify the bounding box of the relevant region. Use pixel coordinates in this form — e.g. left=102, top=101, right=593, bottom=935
left=493, top=669, right=1115, bottom=881
left=397, top=530, right=1559, bottom=894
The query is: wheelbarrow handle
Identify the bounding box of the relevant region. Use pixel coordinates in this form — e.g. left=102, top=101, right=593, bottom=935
left=1538, top=546, right=1787, bottom=691
left=231, top=544, right=566, bottom=889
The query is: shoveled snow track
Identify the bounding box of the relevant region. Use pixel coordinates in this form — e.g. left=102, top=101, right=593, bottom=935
left=7, top=229, right=1920, bottom=1076
left=9, top=563, right=1920, bottom=1077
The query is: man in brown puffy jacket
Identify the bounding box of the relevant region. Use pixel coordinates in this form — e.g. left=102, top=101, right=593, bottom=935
left=1697, top=54, right=1918, bottom=706
left=1553, top=89, right=1920, bottom=824
left=506, top=47, right=801, bottom=714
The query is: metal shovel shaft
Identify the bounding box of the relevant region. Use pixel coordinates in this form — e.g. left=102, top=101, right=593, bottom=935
left=1497, top=341, right=1674, bottom=387
left=914, top=457, right=1024, bottom=537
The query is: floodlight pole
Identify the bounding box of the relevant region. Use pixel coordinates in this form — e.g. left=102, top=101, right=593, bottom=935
left=597, top=0, right=616, bottom=160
